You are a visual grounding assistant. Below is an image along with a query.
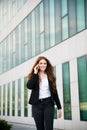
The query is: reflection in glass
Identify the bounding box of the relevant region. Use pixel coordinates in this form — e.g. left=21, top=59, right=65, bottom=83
left=49, top=0, right=55, bottom=47
left=0, top=44, right=2, bottom=74
left=18, top=79, right=21, bottom=116
left=23, top=0, right=27, bottom=4
left=12, top=81, right=15, bottom=116
left=62, top=62, right=72, bottom=120
left=77, top=0, right=85, bottom=32
left=53, top=66, right=57, bottom=119
left=24, top=77, right=28, bottom=117
left=18, top=24, right=22, bottom=64
left=3, top=85, right=5, bottom=115
left=0, top=86, right=1, bottom=115
left=68, top=0, right=76, bottom=36
left=40, top=2, right=44, bottom=33
left=77, top=56, right=87, bottom=121
left=31, top=11, right=35, bottom=56
left=62, top=16, right=68, bottom=40
left=7, top=83, right=10, bottom=116
left=24, top=18, right=28, bottom=61
left=0, top=3, right=3, bottom=30
left=12, top=1, right=16, bottom=16
left=17, top=0, right=21, bottom=10
left=40, top=33, right=44, bottom=52
left=62, top=0, right=68, bottom=17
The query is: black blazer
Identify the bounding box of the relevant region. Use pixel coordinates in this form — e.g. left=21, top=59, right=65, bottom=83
left=27, top=74, right=61, bottom=109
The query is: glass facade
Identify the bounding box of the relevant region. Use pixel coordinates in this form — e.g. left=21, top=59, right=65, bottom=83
left=24, top=77, right=28, bottom=117
left=77, top=0, right=85, bottom=32
left=62, top=62, right=72, bottom=120
left=12, top=81, right=15, bottom=116
left=77, top=55, right=87, bottom=121
left=18, top=79, right=21, bottom=116
left=0, top=0, right=87, bottom=74
left=0, top=0, right=27, bottom=31
left=53, top=67, right=57, bottom=119
left=3, top=84, right=5, bottom=116
left=0, top=0, right=87, bottom=126
left=7, top=83, right=10, bottom=116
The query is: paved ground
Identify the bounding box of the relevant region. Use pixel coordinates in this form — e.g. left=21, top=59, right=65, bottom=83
left=11, top=123, right=36, bottom=130
left=10, top=123, right=60, bottom=130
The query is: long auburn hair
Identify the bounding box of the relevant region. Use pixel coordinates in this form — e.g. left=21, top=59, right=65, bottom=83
left=27, top=56, right=57, bottom=92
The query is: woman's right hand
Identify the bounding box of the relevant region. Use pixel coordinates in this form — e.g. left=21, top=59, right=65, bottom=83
left=34, top=64, right=39, bottom=74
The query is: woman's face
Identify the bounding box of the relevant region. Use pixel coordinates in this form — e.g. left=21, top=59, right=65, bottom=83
left=38, top=59, right=47, bottom=72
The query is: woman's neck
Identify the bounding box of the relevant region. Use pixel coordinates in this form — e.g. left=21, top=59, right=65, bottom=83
left=39, top=71, right=47, bottom=79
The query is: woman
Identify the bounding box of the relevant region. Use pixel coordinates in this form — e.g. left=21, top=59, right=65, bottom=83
left=27, top=56, right=62, bottom=130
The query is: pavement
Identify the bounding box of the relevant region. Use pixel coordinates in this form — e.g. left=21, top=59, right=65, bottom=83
left=10, top=123, right=60, bottom=130
left=10, top=123, right=36, bottom=130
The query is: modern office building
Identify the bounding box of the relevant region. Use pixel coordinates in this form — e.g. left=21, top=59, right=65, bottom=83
left=0, top=0, right=87, bottom=130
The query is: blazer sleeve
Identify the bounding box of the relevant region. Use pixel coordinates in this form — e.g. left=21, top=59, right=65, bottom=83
left=53, top=90, right=62, bottom=110
left=27, top=74, right=39, bottom=89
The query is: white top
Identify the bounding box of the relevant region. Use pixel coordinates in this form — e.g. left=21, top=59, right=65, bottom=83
left=39, top=76, right=51, bottom=99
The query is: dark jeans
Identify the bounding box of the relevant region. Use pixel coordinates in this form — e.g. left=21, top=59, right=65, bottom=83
left=32, top=97, right=54, bottom=130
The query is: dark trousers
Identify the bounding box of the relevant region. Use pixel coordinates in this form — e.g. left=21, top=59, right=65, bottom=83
left=32, top=97, right=54, bottom=130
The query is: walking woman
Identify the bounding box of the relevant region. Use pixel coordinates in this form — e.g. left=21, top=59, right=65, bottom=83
left=27, top=56, right=62, bottom=130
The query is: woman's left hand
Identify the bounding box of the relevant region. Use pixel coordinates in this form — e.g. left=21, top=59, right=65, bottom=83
left=58, top=109, right=62, bottom=118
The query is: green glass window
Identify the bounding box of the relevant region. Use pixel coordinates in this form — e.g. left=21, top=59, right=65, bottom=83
left=12, top=81, right=15, bottom=116
left=10, top=33, right=13, bottom=68
left=31, top=11, right=35, bottom=57
left=53, top=66, right=57, bottom=119
left=68, top=0, right=76, bottom=36
left=44, top=0, right=50, bottom=49
left=17, top=0, right=21, bottom=10
left=3, top=84, right=5, bottom=115
left=62, top=0, right=68, bottom=17
left=8, top=0, right=11, bottom=22
left=49, top=0, right=55, bottom=47
left=0, top=44, right=2, bottom=74
left=86, top=0, right=87, bottom=28
left=77, top=0, right=85, bottom=32
left=40, top=2, right=45, bottom=52
left=40, top=33, right=45, bottom=52
left=23, top=0, right=27, bottom=4
left=35, top=7, right=40, bottom=55
left=18, top=79, right=21, bottom=116
left=40, top=2, right=44, bottom=33
left=0, top=2, right=2, bottom=30
left=12, top=31, right=16, bottom=67
left=12, top=1, right=16, bottom=16
left=3, top=40, right=7, bottom=72
left=7, top=83, right=10, bottom=116
left=24, top=77, right=28, bottom=117
left=62, top=62, right=72, bottom=120
left=0, top=86, right=1, bottom=115
left=18, top=24, right=22, bottom=64
left=55, top=0, right=61, bottom=43
left=62, top=16, right=68, bottom=40
left=27, top=14, right=32, bottom=58
left=24, top=18, right=28, bottom=61
left=77, top=56, right=87, bottom=121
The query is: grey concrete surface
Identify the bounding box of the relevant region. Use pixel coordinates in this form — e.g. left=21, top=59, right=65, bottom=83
left=10, top=123, right=60, bottom=130
left=10, top=123, right=36, bottom=130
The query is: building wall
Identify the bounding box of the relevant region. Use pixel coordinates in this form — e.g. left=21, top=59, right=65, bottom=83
left=0, top=0, right=87, bottom=130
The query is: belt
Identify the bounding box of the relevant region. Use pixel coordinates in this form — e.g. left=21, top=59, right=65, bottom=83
left=38, top=97, right=51, bottom=102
